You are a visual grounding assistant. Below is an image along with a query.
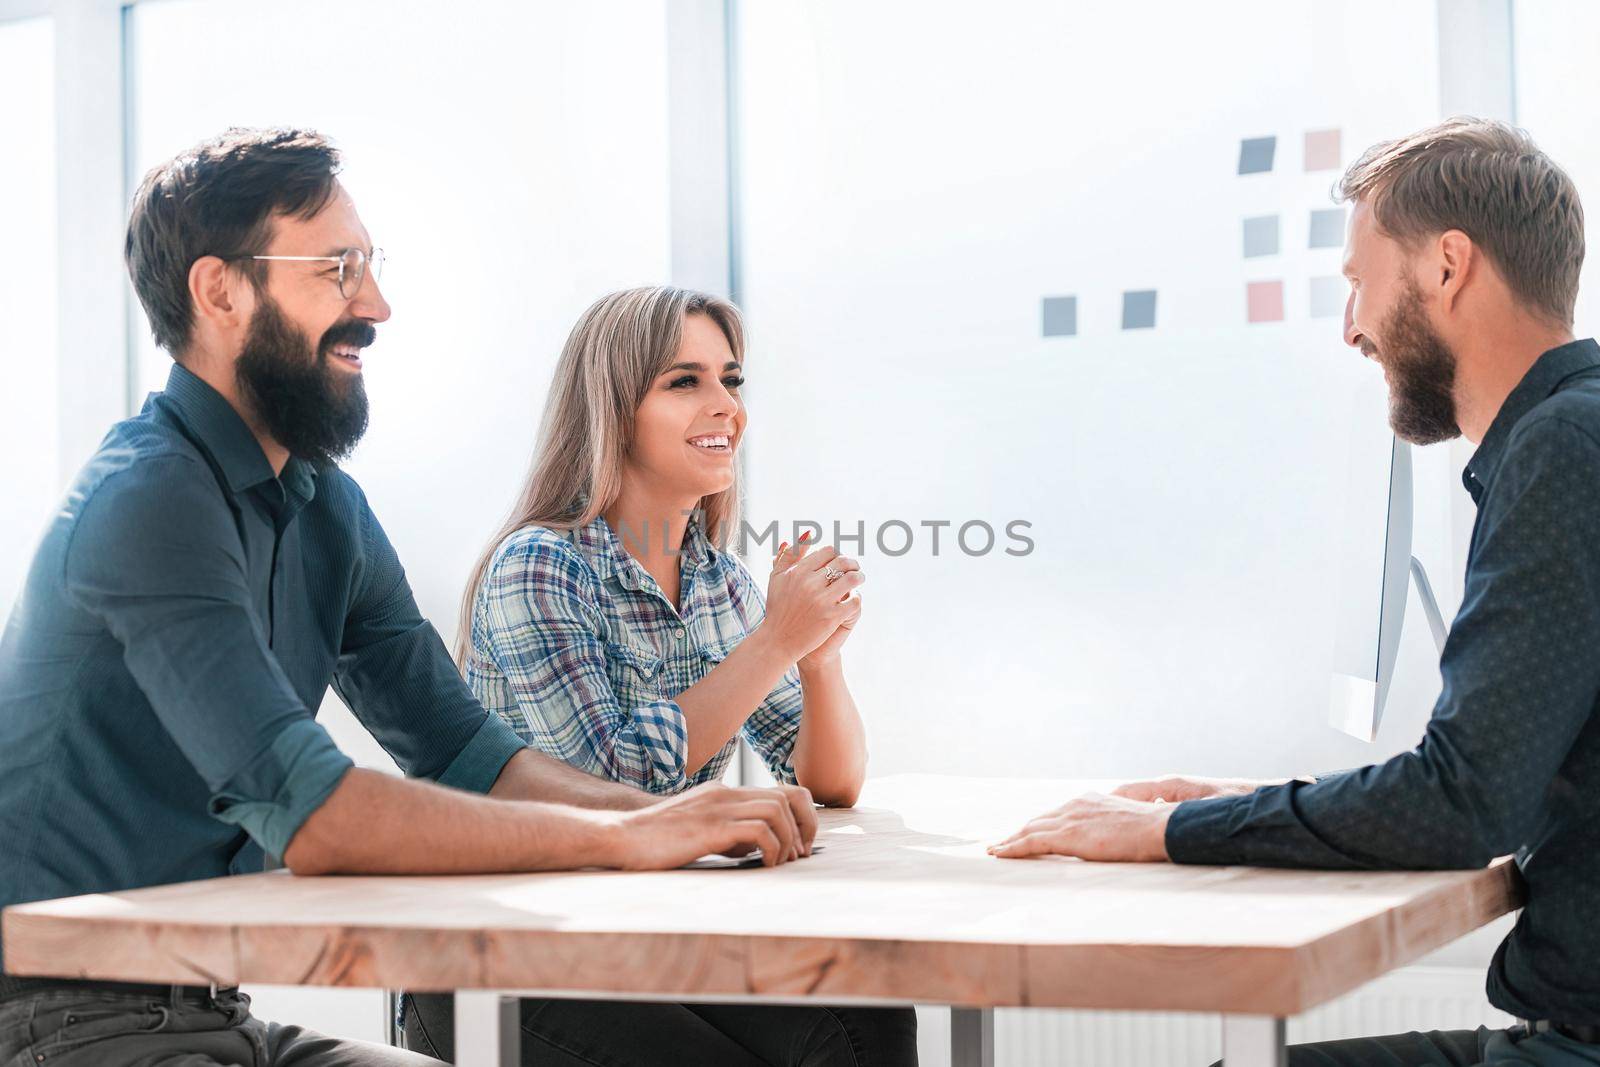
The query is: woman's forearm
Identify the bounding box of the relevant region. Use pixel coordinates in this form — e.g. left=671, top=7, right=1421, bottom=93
left=789, top=658, right=868, bottom=806
left=674, top=628, right=795, bottom=775
left=489, top=746, right=656, bottom=810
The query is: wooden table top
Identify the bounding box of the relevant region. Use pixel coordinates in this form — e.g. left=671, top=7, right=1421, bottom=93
left=2, top=774, right=1521, bottom=1016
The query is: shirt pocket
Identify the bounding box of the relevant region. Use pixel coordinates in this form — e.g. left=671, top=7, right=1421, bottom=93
left=698, top=639, right=739, bottom=669
left=605, top=642, right=666, bottom=708
left=696, top=639, right=756, bottom=715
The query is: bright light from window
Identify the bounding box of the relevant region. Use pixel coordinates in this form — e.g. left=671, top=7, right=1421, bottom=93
left=0, top=16, right=58, bottom=618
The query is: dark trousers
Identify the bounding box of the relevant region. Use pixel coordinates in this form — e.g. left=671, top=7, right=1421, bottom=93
left=403, top=992, right=918, bottom=1067
left=0, top=984, right=435, bottom=1067
left=1208, top=1026, right=1600, bottom=1066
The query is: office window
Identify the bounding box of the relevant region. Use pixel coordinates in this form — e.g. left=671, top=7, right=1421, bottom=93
left=0, top=16, right=58, bottom=619
left=735, top=1, right=1438, bottom=778
left=130, top=0, right=673, bottom=767
left=130, top=0, right=671, bottom=632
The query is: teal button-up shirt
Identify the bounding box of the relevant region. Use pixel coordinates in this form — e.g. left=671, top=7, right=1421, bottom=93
left=0, top=365, right=525, bottom=974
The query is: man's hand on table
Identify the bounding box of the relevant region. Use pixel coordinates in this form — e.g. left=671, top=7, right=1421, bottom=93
left=1110, top=774, right=1272, bottom=804
left=988, top=774, right=1293, bottom=862
left=988, top=792, right=1175, bottom=862
left=599, top=782, right=819, bottom=870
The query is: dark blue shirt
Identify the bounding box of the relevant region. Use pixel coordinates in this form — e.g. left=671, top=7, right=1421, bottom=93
left=1168, top=339, right=1600, bottom=1023
left=0, top=365, right=525, bottom=974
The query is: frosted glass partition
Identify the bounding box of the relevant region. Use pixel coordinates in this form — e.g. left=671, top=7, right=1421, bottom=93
left=0, top=17, right=58, bottom=619
left=734, top=1, right=1439, bottom=778
left=1515, top=1, right=1600, bottom=332
left=131, top=0, right=673, bottom=767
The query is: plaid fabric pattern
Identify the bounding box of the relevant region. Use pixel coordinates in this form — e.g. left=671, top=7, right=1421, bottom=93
left=467, top=515, right=802, bottom=793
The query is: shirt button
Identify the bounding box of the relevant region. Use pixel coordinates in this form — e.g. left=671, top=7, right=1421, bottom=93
left=675, top=627, right=686, bottom=639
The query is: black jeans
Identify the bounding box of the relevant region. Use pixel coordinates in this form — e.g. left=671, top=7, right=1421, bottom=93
left=1207, top=1026, right=1600, bottom=1066
left=0, top=984, right=436, bottom=1066
left=403, top=992, right=918, bottom=1067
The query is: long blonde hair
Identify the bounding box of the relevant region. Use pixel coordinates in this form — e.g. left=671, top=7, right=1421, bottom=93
left=456, top=286, right=747, bottom=662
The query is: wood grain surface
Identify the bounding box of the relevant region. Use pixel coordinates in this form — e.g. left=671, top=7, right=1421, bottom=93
left=2, top=775, right=1521, bottom=1014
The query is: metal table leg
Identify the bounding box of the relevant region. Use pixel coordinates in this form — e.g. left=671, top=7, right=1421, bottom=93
left=384, top=990, right=401, bottom=1048
left=455, top=990, right=520, bottom=1067
left=1223, top=1014, right=1287, bottom=1067
left=951, top=1006, right=995, bottom=1067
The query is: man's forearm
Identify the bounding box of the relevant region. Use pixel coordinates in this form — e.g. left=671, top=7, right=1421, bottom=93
left=489, top=746, right=655, bottom=810
left=283, top=766, right=625, bottom=874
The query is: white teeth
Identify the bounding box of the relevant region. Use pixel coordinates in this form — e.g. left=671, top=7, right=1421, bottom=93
left=690, top=435, right=731, bottom=450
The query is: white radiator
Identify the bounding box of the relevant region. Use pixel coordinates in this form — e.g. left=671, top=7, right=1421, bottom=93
left=246, top=962, right=1513, bottom=1065
left=916, top=966, right=1515, bottom=1067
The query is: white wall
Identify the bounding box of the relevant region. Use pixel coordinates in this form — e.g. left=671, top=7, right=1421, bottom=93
left=1514, top=1, right=1600, bottom=334
left=735, top=0, right=1449, bottom=783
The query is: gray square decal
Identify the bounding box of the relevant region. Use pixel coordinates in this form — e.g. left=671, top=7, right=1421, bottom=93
left=1042, top=295, right=1078, bottom=337
left=1122, top=290, right=1157, bottom=330
left=1238, top=136, right=1276, bottom=175
left=1309, top=208, right=1346, bottom=249
left=1243, top=215, right=1279, bottom=258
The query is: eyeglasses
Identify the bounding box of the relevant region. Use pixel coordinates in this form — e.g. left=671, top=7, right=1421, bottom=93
left=234, top=247, right=385, bottom=300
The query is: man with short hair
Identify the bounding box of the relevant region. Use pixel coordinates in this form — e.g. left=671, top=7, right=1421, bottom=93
left=993, top=118, right=1600, bottom=1065
left=0, top=127, right=815, bottom=1066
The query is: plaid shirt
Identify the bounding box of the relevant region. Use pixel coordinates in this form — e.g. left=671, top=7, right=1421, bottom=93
left=466, top=515, right=802, bottom=793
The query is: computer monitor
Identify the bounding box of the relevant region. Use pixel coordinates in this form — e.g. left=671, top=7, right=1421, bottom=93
left=1329, top=438, right=1449, bottom=741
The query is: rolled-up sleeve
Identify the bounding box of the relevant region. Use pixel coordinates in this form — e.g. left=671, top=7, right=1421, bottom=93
left=204, top=718, right=354, bottom=858
left=332, top=488, right=524, bottom=794
left=480, top=531, right=689, bottom=792
left=63, top=456, right=353, bottom=859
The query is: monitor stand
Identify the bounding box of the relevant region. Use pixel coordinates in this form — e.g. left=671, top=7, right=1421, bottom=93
left=1408, top=556, right=1448, bottom=656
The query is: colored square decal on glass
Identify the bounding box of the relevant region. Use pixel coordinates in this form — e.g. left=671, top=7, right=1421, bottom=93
left=1238, top=136, right=1276, bottom=175
left=1042, top=295, right=1078, bottom=337
left=1246, top=281, right=1285, bottom=323
left=1122, top=289, right=1157, bottom=330
left=1309, top=208, right=1346, bottom=249
left=1305, top=128, right=1342, bottom=171
left=1310, top=275, right=1347, bottom=318
left=1243, top=215, right=1279, bottom=258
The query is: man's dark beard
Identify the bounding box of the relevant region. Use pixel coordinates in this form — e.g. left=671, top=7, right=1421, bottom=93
left=235, top=294, right=372, bottom=467
left=1367, top=276, right=1460, bottom=445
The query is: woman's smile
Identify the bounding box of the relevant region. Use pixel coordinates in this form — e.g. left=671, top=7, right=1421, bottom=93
left=687, top=432, right=735, bottom=457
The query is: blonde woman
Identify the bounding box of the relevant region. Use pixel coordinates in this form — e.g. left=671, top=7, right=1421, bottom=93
left=403, top=287, right=916, bottom=1066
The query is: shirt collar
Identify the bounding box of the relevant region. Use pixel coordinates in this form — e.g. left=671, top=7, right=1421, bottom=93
left=575, top=512, right=716, bottom=592
left=680, top=512, right=715, bottom=569
left=1463, top=339, right=1600, bottom=501
left=569, top=517, right=624, bottom=583
left=158, top=363, right=319, bottom=500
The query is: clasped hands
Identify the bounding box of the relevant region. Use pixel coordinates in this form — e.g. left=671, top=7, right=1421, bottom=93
left=760, top=532, right=865, bottom=672
left=987, top=774, right=1266, bottom=863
